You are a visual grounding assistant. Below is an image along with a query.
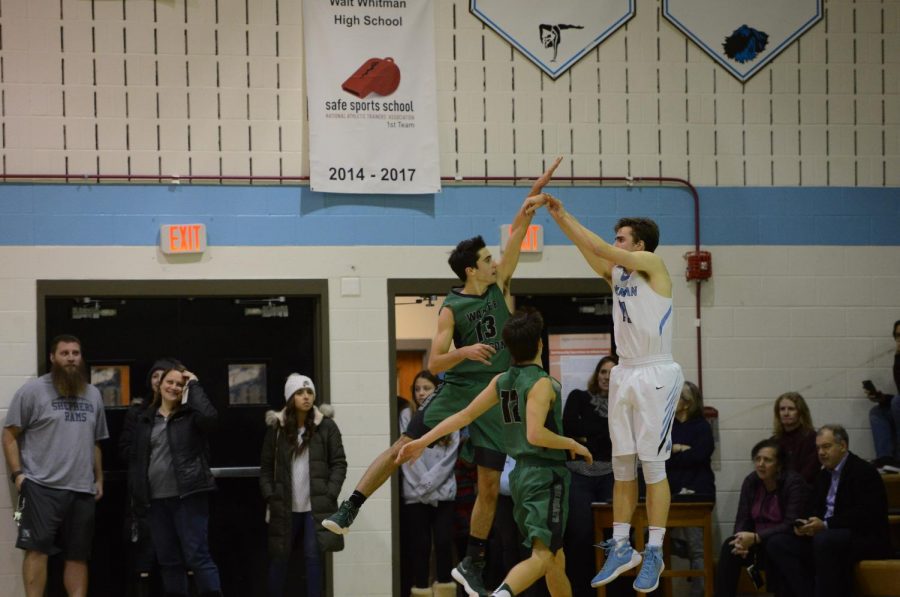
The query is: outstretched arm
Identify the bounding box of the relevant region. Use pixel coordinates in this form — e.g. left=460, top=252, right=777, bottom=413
left=397, top=375, right=501, bottom=463
left=545, top=196, right=667, bottom=286
left=495, top=157, right=563, bottom=290
left=525, top=378, right=592, bottom=463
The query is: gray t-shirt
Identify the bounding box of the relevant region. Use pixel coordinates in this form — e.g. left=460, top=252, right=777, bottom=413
left=4, top=373, right=109, bottom=493
left=148, top=412, right=179, bottom=499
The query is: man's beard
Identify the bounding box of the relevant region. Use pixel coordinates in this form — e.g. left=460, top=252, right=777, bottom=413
left=51, top=361, right=88, bottom=398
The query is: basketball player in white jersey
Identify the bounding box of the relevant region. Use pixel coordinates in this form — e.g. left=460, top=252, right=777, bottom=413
left=532, top=194, right=683, bottom=593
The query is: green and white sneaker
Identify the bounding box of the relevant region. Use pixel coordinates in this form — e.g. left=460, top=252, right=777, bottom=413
left=322, top=499, right=358, bottom=535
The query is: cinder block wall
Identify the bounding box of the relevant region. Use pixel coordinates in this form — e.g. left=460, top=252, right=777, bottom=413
left=0, top=1, right=897, bottom=595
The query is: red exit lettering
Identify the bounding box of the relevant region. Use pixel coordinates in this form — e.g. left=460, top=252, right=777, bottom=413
left=521, top=225, right=540, bottom=252
left=162, top=224, right=205, bottom=254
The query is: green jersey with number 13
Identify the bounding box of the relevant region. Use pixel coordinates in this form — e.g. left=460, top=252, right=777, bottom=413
left=441, top=284, right=511, bottom=381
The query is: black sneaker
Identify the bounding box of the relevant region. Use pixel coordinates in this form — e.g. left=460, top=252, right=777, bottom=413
left=452, top=556, right=488, bottom=597
left=322, top=499, right=358, bottom=535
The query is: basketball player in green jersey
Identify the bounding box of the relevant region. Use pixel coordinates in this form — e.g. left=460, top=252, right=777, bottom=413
left=324, top=158, right=562, bottom=596
left=399, top=308, right=592, bottom=597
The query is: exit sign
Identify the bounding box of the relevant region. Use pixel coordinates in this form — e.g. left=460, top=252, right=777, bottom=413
left=160, top=224, right=207, bottom=255
left=500, top=224, right=543, bottom=254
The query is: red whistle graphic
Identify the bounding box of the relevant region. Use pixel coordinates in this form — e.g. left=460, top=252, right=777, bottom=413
left=342, top=57, right=401, bottom=98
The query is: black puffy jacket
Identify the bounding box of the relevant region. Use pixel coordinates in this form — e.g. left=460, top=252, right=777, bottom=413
left=259, top=404, right=347, bottom=556
left=127, top=380, right=218, bottom=514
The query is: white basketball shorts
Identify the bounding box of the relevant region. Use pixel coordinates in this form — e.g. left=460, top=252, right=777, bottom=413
left=608, top=355, right=684, bottom=462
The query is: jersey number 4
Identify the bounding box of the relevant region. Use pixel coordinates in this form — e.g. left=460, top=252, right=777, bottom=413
left=500, top=389, right=522, bottom=424
left=475, top=315, right=498, bottom=343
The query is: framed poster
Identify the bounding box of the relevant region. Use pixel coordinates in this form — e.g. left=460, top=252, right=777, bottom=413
left=227, top=363, right=268, bottom=406
left=548, top=332, right=612, bottom=407
left=90, top=364, right=131, bottom=407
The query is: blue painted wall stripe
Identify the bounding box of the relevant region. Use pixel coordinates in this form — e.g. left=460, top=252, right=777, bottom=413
left=0, top=185, right=896, bottom=246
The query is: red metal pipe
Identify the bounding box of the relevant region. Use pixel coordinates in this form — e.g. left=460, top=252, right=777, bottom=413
left=0, top=172, right=703, bottom=393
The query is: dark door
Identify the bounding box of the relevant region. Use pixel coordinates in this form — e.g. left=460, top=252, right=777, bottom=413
left=42, top=292, right=322, bottom=597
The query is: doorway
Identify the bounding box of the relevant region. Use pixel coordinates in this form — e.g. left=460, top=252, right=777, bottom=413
left=37, top=279, right=328, bottom=597
left=388, top=278, right=613, bottom=593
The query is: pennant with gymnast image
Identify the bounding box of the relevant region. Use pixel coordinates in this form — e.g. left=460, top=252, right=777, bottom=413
left=470, top=0, right=635, bottom=80
left=663, top=0, right=823, bottom=82
left=303, top=0, right=440, bottom=194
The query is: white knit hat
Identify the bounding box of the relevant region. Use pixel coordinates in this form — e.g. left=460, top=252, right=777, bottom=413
left=284, top=373, right=316, bottom=402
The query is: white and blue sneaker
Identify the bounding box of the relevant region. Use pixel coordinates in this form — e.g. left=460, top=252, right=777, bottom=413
left=591, top=539, right=642, bottom=587
left=633, top=545, right=665, bottom=593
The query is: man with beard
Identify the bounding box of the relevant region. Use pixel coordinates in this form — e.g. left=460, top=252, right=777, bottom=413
left=3, top=334, right=109, bottom=597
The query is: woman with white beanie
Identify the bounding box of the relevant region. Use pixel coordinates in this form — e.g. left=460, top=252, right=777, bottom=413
left=260, top=374, right=347, bottom=597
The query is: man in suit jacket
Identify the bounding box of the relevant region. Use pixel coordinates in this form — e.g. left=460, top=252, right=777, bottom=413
left=765, top=424, right=891, bottom=597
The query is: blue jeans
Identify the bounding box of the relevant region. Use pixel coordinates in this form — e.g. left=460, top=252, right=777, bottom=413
left=869, top=394, right=900, bottom=459
left=268, top=511, right=322, bottom=597
left=564, top=472, right=614, bottom=597
left=148, top=493, right=221, bottom=594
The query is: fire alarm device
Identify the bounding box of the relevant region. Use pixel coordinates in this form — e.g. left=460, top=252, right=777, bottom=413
left=342, top=57, right=401, bottom=98
left=684, top=250, right=712, bottom=281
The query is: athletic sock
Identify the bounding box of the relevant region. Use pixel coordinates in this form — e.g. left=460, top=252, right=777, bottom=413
left=491, top=583, right=514, bottom=597
left=466, top=535, right=488, bottom=561
left=612, top=522, right=631, bottom=545
left=648, top=526, right=666, bottom=547
left=348, top=490, right=367, bottom=508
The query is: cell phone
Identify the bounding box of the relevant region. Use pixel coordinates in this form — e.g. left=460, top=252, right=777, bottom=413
left=793, top=518, right=807, bottom=528
left=746, top=564, right=764, bottom=590
left=862, top=380, right=876, bottom=393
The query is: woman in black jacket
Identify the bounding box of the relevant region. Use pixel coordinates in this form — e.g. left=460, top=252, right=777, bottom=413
left=562, top=355, right=616, bottom=597
left=120, top=357, right=182, bottom=597
left=260, top=373, right=347, bottom=597
left=127, top=365, right=221, bottom=597
left=714, top=438, right=809, bottom=597
left=667, top=381, right=715, bottom=597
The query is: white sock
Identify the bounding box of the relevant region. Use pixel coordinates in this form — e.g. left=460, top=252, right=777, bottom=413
left=648, top=526, right=666, bottom=547
left=491, top=584, right=514, bottom=597
left=613, top=522, right=631, bottom=544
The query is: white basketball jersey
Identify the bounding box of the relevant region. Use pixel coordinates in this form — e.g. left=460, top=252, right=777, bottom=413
left=611, top=265, right=674, bottom=360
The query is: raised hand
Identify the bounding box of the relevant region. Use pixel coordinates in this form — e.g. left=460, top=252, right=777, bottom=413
left=542, top=193, right=565, bottom=217
left=529, top=156, right=563, bottom=196
left=523, top=193, right=548, bottom=215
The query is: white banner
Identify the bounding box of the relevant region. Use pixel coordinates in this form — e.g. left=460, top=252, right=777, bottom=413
left=303, top=0, right=441, bottom=194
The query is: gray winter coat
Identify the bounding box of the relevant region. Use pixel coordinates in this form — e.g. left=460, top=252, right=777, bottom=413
left=259, top=405, right=347, bottom=556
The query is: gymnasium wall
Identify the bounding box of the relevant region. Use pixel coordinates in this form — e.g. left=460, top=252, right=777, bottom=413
left=0, top=1, right=898, bottom=595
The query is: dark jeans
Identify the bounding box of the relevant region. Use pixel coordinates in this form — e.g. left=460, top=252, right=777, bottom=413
left=564, top=472, right=613, bottom=597
left=869, top=395, right=900, bottom=459
left=148, top=493, right=221, bottom=594
left=403, top=501, right=455, bottom=587
left=714, top=539, right=788, bottom=597
left=268, top=511, right=322, bottom=597
left=766, top=529, right=853, bottom=597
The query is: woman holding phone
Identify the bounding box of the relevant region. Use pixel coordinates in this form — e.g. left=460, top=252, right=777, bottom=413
left=714, top=439, right=808, bottom=597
